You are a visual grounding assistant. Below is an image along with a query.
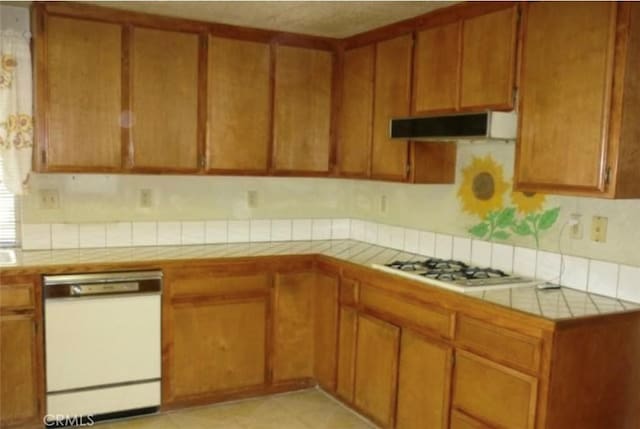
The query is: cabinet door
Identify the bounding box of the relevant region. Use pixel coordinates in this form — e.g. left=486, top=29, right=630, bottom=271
left=44, top=16, right=122, bottom=170
left=336, top=306, right=358, bottom=402
left=396, top=330, right=453, bottom=429
left=515, top=2, right=616, bottom=193
left=337, top=45, right=374, bottom=177
left=272, top=272, right=314, bottom=382
left=450, top=409, right=493, bottom=429
left=371, top=35, right=412, bottom=181
left=0, top=314, right=40, bottom=426
left=207, top=36, right=271, bottom=173
left=452, top=350, right=538, bottom=429
left=171, top=299, right=267, bottom=398
left=414, top=22, right=460, bottom=114
left=354, top=314, right=400, bottom=427
left=131, top=27, right=200, bottom=172
left=273, top=46, right=332, bottom=174
left=314, top=272, right=339, bottom=391
left=460, top=6, right=518, bottom=109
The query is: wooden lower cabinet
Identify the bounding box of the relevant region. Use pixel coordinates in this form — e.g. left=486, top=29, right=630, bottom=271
left=452, top=350, right=538, bottom=429
left=450, top=409, right=493, bottom=429
left=314, top=272, right=339, bottom=391
left=170, top=298, right=267, bottom=399
left=272, top=272, right=315, bottom=382
left=0, top=313, right=41, bottom=427
left=354, top=314, right=400, bottom=428
left=336, top=306, right=358, bottom=402
left=396, top=330, right=453, bottom=429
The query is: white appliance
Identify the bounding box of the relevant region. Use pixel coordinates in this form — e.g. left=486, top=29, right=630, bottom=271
left=371, top=258, right=537, bottom=293
left=43, top=271, right=162, bottom=424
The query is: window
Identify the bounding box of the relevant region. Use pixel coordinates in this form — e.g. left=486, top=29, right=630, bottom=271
left=0, top=156, right=18, bottom=247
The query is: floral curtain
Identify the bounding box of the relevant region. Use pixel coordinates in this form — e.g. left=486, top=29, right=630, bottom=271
left=0, top=29, right=32, bottom=195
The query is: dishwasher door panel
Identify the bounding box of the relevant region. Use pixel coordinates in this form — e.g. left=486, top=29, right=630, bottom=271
left=45, top=294, right=161, bottom=392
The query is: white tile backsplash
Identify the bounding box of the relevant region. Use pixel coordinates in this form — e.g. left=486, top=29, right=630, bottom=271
left=271, top=219, right=292, bottom=242
left=292, top=219, right=312, bottom=241
left=418, top=231, right=436, bottom=256
left=513, top=247, right=537, bottom=277
left=250, top=220, right=271, bottom=242
left=205, top=220, right=228, bottom=244
left=21, top=224, right=51, bottom=250
left=331, top=219, right=350, bottom=240
left=132, top=222, right=157, bottom=246
left=20, top=216, right=639, bottom=304
left=181, top=221, right=205, bottom=245
left=435, top=233, right=453, bottom=259
left=51, top=223, right=79, bottom=249
left=158, top=222, right=181, bottom=246
left=471, top=240, right=492, bottom=267
left=491, top=243, right=514, bottom=273
left=588, top=260, right=619, bottom=297
left=561, top=255, right=589, bottom=291
left=452, top=237, right=471, bottom=263
left=106, top=222, right=132, bottom=248
left=79, top=223, right=106, bottom=248
left=228, top=220, right=250, bottom=243
left=311, top=219, right=331, bottom=240
left=617, top=265, right=640, bottom=303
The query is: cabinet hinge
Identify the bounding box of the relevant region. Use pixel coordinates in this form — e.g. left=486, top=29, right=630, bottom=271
left=604, top=166, right=611, bottom=186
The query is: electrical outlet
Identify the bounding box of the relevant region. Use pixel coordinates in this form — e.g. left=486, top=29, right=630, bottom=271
left=591, top=216, right=608, bottom=243
left=139, top=189, right=154, bottom=208
left=247, top=190, right=258, bottom=209
left=569, top=214, right=583, bottom=239
left=39, top=189, right=59, bottom=209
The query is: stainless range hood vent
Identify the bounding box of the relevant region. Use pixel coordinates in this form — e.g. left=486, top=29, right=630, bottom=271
left=389, top=111, right=517, bottom=142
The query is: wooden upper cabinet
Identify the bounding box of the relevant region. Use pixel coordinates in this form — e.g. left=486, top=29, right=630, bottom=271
left=130, top=27, right=200, bottom=172
left=207, top=36, right=271, bottom=173
left=515, top=2, right=623, bottom=196
left=42, top=16, right=122, bottom=171
left=459, top=6, right=518, bottom=109
left=414, top=22, right=461, bottom=114
left=371, top=35, right=412, bottom=181
left=273, top=45, right=333, bottom=174
left=337, top=45, right=375, bottom=177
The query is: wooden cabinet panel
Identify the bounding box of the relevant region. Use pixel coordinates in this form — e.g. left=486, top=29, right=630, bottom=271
left=337, top=45, right=374, bottom=177
left=339, top=277, right=359, bottom=306
left=314, top=272, right=339, bottom=391
left=515, top=2, right=616, bottom=193
left=456, top=315, right=541, bottom=374
left=44, top=16, right=122, bottom=170
left=171, top=299, right=267, bottom=398
left=0, top=283, right=34, bottom=310
left=460, top=6, right=517, bottom=109
left=450, top=409, right=493, bottom=429
left=354, top=314, right=400, bottom=427
left=272, top=272, right=314, bottom=382
left=0, top=314, right=40, bottom=426
left=396, top=330, right=453, bottom=429
left=371, top=35, right=412, bottom=181
left=168, top=265, right=270, bottom=298
left=207, top=36, right=271, bottom=173
left=336, top=306, right=358, bottom=402
left=453, top=350, right=538, bottom=429
left=131, top=27, right=200, bottom=171
left=360, top=285, right=453, bottom=339
left=414, top=22, right=460, bottom=113
left=273, top=46, right=333, bottom=173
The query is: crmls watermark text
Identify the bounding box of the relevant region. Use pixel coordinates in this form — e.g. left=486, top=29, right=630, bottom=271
left=43, top=414, right=95, bottom=427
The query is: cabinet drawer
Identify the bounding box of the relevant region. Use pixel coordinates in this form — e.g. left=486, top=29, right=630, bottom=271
left=360, top=285, right=453, bottom=339
left=456, top=315, right=541, bottom=373
left=339, top=278, right=359, bottom=306
left=0, top=284, right=34, bottom=309
left=169, top=267, right=270, bottom=297
left=453, top=350, right=537, bottom=429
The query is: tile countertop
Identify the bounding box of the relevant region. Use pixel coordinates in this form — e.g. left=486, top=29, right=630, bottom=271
left=1, top=239, right=638, bottom=321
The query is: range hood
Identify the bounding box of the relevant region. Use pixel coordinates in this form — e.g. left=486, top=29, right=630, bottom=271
left=389, top=111, right=517, bottom=141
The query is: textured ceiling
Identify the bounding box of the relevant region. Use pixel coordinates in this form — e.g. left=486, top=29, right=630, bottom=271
left=93, top=1, right=455, bottom=38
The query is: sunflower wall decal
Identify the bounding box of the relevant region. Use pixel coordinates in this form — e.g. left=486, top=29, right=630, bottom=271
left=458, top=155, right=560, bottom=248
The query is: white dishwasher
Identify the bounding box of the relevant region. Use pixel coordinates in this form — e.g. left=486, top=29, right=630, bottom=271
left=43, top=271, right=162, bottom=424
